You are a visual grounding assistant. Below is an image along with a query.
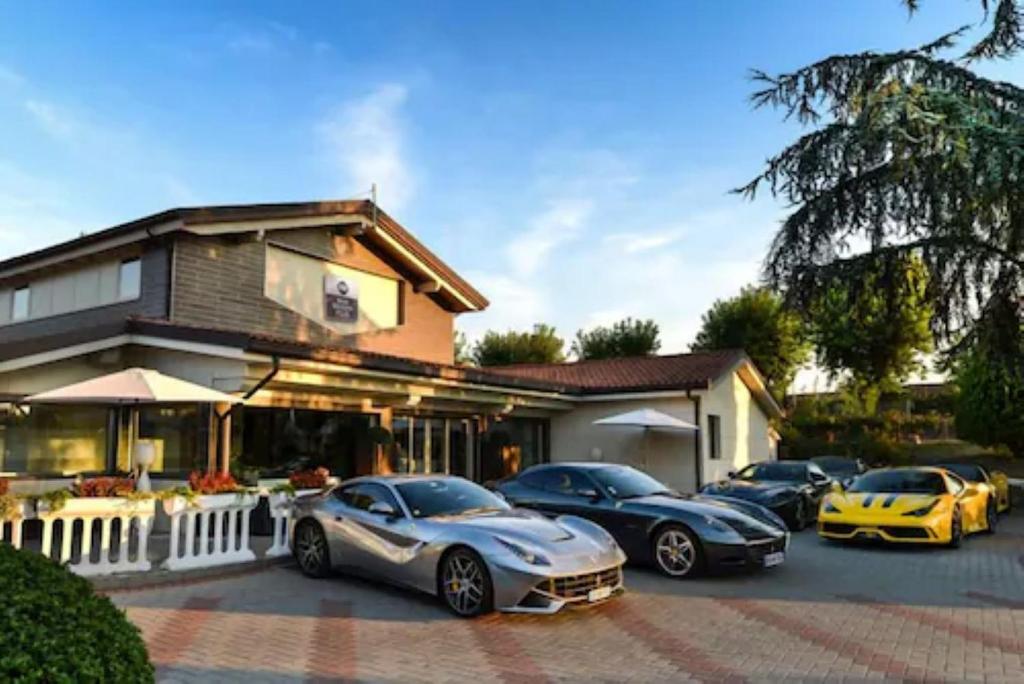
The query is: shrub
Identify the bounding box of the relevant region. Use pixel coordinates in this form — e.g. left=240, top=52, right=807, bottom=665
left=188, top=470, right=240, bottom=494
left=0, top=544, right=153, bottom=682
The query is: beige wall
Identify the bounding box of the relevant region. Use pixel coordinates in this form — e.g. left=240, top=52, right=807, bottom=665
left=700, top=366, right=775, bottom=484
left=550, top=396, right=700, bottom=493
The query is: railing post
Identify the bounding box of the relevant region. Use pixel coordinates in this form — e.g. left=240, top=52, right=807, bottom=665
left=161, top=493, right=258, bottom=570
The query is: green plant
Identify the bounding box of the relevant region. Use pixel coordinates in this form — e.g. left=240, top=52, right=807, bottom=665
left=269, top=482, right=297, bottom=496
left=35, top=489, right=72, bottom=513
left=0, top=493, right=21, bottom=522
left=0, top=544, right=154, bottom=681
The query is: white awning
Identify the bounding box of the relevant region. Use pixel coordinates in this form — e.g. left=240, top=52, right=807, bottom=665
left=592, top=408, right=698, bottom=431
left=25, top=367, right=244, bottom=405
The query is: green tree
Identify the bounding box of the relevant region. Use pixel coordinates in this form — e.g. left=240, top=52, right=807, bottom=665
left=472, top=324, right=565, bottom=366
left=740, top=1, right=1024, bottom=368
left=571, top=317, right=661, bottom=360
left=691, top=286, right=810, bottom=399
left=453, top=331, right=473, bottom=365
left=809, top=256, right=933, bottom=413
left=952, top=293, right=1024, bottom=455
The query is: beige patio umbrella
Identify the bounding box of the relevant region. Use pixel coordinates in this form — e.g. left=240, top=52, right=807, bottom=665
left=26, top=368, right=244, bottom=482
left=593, top=408, right=698, bottom=469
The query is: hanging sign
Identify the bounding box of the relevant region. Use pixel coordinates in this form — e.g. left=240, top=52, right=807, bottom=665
left=324, top=274, right=359, bottom=323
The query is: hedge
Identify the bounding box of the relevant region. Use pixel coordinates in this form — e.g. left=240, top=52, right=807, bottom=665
left=0, top=544, right=153, bottom=682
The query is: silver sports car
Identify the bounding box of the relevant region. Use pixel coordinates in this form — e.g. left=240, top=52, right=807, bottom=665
left=290, top=475, right=627, bottom=617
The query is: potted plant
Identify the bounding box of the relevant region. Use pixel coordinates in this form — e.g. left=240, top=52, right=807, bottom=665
left=0, top=478, right=31, bottom=533
left=161, top=470, right=259, bottom=516
left=35, top=476, right=154, bottom=517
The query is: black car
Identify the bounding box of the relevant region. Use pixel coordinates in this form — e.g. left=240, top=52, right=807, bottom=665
left=496, top=463, right=789, bottom=579
left=700, top=461, right=832, bottom=531
left=810, top=455, right=867, bottom=488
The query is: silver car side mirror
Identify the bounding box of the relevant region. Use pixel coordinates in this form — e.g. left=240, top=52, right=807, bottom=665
left=369, top=501, right=398, bottom=518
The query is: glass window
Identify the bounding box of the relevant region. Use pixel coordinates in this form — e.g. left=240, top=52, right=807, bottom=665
left=429, top=419, right=445, bottom=474
left=847, top=470, right=948, bottom=495
left=11, top=287, right=29, bottom=321
left=532, top=467, right=595, bottom=496
left=0, top=405, right=108, bottom=474
left=238, top=408, right=374, bottom=479
left=395, top=478, right=508, bottom=518
left=479, top=417, right=548, bottom=483
left=448, top=419, right=472, bottom=479
left=118, top=259, right=141, bottom=301
left=738, top=462, right=808, bottom=482
left=938, top=463, right=986, bottom=482
left=708, top=415, right=721, bottom=460
left=589, top=465, right=671, bottom=499
left=137, top=405, right=200, bottom=472
left=335, top=482, right=401, bottom=512
left=386, top=416, right=412, bottom=475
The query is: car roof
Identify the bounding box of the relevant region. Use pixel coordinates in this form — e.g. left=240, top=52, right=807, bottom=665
left=343, top=474, right=465, bottom=485
left=523, top=462, right=624, bottom=471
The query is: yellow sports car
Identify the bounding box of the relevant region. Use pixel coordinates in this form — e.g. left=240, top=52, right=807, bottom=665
left=818, top=467, right=996, bottom=547
left=937, top=463, right=1012, bottom=514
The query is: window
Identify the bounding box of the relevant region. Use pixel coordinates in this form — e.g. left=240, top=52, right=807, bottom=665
left=708, top=414, right=721, bottom=460
left=11, top=287, right=29, bottom=321
left=136, top=405, right=201, bottom=472
left=526, top=467, right=594, bottom=497
left=118, top=259, right=141, bottom=301
left=335, top=482, right=401, bottom=513
left=0, top=405, right=109, bottom=474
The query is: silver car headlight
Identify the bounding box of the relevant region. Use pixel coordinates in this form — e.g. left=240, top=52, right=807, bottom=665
left=495, top=537, right=551, bottom=566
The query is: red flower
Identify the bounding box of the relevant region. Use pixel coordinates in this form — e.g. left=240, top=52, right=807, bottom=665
left=288, top=467, right=329, bottom=489
left=74, top=477, right=135, bottom=498
left=187, top=470, right=240, bottom=494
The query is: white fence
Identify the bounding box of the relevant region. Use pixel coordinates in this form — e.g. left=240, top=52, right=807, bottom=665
left=266, top=489, right=320, bottom=558
left=36, top=498, right=155, bottom=576
left=0, top=501, right=33, bottom=550
left=162, top=493, right=260, bottom=571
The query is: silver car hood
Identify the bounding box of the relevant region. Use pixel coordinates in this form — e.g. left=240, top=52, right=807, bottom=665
left=437, top=508, right=610, bottom=556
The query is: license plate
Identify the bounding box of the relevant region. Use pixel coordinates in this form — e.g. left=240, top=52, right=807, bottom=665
left=763, top=551, right=785, bottom=568
left=588, top=586, right=613, bottom=602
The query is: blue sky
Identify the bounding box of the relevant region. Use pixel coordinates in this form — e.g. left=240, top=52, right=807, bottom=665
left=0, top=1, right=1011, bottom=361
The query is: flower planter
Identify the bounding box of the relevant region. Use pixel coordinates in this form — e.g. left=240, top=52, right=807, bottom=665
left=35, top=497, right=156, bottom=576
left=162, top=492, right=259, bottom=571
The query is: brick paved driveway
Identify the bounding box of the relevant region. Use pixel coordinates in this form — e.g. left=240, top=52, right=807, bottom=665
left=111, top=513, right=1024, bottom=683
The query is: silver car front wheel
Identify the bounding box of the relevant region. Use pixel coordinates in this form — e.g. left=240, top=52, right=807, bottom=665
left=653, top=525, right=701, bottom=578
left=440, top=548, right=493, bottom=618
left=295, top=521, right=331, bottom=578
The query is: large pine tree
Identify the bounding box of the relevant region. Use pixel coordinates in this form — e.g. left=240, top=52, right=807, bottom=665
left=742, top=1, right=1024, bottom=357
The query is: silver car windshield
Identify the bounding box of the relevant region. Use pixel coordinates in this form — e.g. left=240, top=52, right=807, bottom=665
left=396, top=479, right=510, bottom=518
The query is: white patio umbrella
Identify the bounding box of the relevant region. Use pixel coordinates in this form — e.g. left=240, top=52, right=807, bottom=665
left=25, top=368, right=243, bottom=484
left=25, top=367, right=243, bottom=405
left=593, top=408, right=698, bottom=469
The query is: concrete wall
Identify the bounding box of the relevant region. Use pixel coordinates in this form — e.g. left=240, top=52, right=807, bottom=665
left=550, top=396, right=700, bottom=493
left=171, top=228, right=456, bottom=365
left=700, top=367, right=774, bottom=484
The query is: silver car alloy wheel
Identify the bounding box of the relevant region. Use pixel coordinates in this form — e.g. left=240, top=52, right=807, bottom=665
left=297, top=524, right=326, bottom=573
left=656, top=528, right=695, bottom=577
left=443, top=553, right=485, bottom=616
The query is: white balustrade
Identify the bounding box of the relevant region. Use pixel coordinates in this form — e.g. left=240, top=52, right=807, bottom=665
left=36, top=498, right=155, bottom=576
left=265, top=489, right=321, bottom=558
left=0, top=500, right=33, bottom=550
left=162, top=492, right=259, bottom=570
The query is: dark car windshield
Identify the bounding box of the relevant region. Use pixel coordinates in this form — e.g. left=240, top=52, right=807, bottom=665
left=739, top=462, right=807, bottom=482
left=812, top=457, right=860, bottom=477
left=938, top=463, right=986, bottom=482
left=589, top=466, right=671, bottom=499
left=847, top=470, right=948, bottom=495
left=396, top=479, right=510, bottom=518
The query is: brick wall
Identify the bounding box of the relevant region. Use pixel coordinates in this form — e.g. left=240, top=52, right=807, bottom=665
left=171, top=228, right=456, bottom=365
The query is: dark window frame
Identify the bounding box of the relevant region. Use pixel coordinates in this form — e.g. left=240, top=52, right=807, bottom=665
left=708, top=414, right=722, bottom=460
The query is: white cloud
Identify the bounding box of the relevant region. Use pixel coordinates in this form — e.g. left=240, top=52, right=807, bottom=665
left=319, top=84, right=415, bottom=211
left=504, top=198, right=593, bottom=277
left=0, top=64, right=24, bottom=88
left=23, top=99, right=79, bottom=140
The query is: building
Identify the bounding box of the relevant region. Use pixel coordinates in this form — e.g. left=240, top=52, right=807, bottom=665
left=0, top=200, right=779, bottom=491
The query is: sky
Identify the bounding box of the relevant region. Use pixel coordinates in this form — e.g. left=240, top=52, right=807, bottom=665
left=0, top=1, right=1018, bottom=380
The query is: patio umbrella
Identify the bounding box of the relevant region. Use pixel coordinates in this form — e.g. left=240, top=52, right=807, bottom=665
left=25, top=367, right=243, bottom=405
left=25, top=368, right=243, bottom=484
left=593, top=408, right=698, bottom=469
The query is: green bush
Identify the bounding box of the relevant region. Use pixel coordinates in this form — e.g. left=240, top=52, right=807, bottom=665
left=0, top=544, right=153, bottom=682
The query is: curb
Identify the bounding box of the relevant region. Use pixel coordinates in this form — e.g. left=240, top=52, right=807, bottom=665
left=94, top=556, right=294, bottom=594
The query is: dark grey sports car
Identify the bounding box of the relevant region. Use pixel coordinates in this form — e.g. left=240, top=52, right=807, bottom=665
left=700, top=460, right=832, bottom=531
left=495, top=463, right=789, bottom=579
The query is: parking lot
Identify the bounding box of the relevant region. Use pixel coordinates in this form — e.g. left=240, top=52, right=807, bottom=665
left=112, top=513, right=1024, bottom=683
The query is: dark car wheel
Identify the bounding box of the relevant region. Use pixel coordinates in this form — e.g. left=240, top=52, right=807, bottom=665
left=791, top=498, right=809, bottom=531
left=948, top=507, right=963, bottom=549
left=295, top=520, right=331, bottom=578
left=985, top=499, right=998, bottom=534
left=652, top=524, right=703, bottom=578
left=439, top=547, right=494, bottom=618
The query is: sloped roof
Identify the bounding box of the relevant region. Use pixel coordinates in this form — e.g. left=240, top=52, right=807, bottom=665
left=484, top=350, right=744, bottom=394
